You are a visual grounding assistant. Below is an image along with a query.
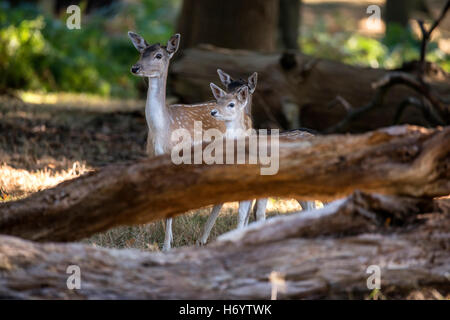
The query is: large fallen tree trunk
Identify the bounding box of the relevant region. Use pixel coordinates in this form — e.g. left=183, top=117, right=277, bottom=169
left=0, top=192, right=448, bottom=299
left=0, top=125, right=449, bottom=242
left=170, top=46, right=450, bottom=131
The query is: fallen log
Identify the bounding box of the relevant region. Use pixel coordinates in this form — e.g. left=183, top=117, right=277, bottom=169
left=0, top=192, right=448, bottom=299
left=170, top=46, right=450, bottom=131
left=0, top=125, right=449, bottom=242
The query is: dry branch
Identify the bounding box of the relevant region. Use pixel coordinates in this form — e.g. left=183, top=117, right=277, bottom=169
left=0, top=125, right=449, bottom=242
left=327, top=1, right=450, bottom=132
left=0, top=191, right=448, bottom=299
left=417, top=0, right=450, bottom=78
left=325, top=72, right=449, bottom=133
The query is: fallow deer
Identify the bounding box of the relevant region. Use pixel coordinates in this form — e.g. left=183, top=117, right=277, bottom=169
left=207, top=78, right=317, bottom=235
left=128, top=32, right=261, bottom=250
left=198, top=71, right=267, bottom=246
left=206, top=83, right=260, bottom=230
left=215, top=70, right=316, bottom=228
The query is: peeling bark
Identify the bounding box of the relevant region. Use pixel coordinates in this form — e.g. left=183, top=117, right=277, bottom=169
left=0, top=125, right=449, bottom=242
left=177, top=0, right=278, bottom=52
left=0, top=192, right=448, bottom=299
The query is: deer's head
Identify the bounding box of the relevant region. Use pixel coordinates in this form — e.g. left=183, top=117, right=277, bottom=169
left=128, top=32, right=180, bottom=78
left=217, top=69, right=258, bottom=94
left=209, top=83, right=249, bottom=122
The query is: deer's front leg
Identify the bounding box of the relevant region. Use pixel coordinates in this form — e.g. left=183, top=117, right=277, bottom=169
left=254, top=198, right=268, bottom=221
left=162, top=218, right=173, bottom=252
left=237, top=200, right=253, bottom=229
left=244, top=200, right=255, bottom=226
left=297, top=200, right=316, bottom=211
left=198, top=204, right=223, bottom=245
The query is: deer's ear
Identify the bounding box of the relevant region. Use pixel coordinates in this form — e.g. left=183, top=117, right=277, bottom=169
left=166, top=33, right=180, bottom=58
left=217, top=69, right=233, bottom=87
left=248, top=72, right=258, bottom=93
left=128, top=31, right=149, bottom=53
left=210, top=83, right=226, bottom=100
left=236, top=86, right=249, bottom=104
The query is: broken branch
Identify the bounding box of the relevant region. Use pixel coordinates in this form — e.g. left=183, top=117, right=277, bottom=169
left=0, top=125, right=448, bottom=242
left=0, top=192, right=448, bottom=299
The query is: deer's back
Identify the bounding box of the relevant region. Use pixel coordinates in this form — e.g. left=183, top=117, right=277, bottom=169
left=166, top=103, right=226, bottom=148
left=146, top=103, right=254, bottom=155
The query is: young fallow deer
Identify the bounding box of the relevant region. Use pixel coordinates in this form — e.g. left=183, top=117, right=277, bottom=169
left=206, top=70, right=315, bottom=238
left=128, top=32, right=263, bottom=250
left=219, top=70, right=317, bottom=214
left=216, top=69, right=271, bottom=218
left=217, top=69, right=256, bottom=116
left=198, top=71, right=268, bottom=246
left=208, top=76, right=317, bottom=235
left=206, top=84, right=262, bottom=230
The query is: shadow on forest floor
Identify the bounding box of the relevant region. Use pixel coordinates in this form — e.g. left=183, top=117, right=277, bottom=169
left=0, top=93, right=147, bottom=173
left=1, top=93, right=448, bottom=300
left=0, top=93, right=314, bottom=251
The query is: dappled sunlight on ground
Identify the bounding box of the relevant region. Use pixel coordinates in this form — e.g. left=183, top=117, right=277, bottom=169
left=0, top=93, right=320, bottom=251
left=18, top=91, right=144, bottom=113
left=0, top=162, right=91, bottom=200
left=0, top=93, right=148, bottom=171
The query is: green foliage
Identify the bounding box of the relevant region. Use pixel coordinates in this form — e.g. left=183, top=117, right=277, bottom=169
left=127, top=0, right=179, bottom=45
left=2, top=2, right=448, bottom=97
left=0, top=5, right=45, bottom=90
left=0, top=1, right=179, bottom=97
left=301, top=21, right=450, bottom=72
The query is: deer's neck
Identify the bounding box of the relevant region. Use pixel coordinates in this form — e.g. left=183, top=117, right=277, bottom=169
left=145, top=72, right=170, bottom=155
left=225, top=113, right=248, bottom=138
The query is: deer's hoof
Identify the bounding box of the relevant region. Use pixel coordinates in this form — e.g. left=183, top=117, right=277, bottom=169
left=196, top=239, right=207, bottom=247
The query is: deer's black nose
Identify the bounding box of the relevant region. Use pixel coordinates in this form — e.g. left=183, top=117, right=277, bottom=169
left=211, top=110, right=218, bottom=116
left=131, top=65, right=140, bottom=74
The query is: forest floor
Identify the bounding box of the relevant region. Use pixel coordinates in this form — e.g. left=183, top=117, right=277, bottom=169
left=0, top=93, right=315, bottom=251
left=2, top=93, right=448, bottom=300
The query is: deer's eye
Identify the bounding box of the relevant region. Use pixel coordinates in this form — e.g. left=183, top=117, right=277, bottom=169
left=228, top=103, right=235, bottom=108
left=155, top=53, right=162, bottom=59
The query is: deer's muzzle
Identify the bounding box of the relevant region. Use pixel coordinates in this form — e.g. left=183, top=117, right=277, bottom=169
left=131, top=65, right=141, bottom=74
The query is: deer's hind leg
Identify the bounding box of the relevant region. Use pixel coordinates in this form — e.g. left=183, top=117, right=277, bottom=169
left=237, top=200, right=253, bottom=229
left=254, top=198, right=268, bottom=222
left=297, top=200, right=316, bottom=211
left=162, top=218, right=173, bottom=252
left=198, top=204, right=223, bottom=245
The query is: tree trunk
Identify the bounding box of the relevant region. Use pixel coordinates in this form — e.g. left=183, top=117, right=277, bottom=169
left=177, top=0, right=279, bottom=52
left=0, top=192, right=448, bottom=299
left=0, top=125, right=448, bottom=242
left=385, top=0, right=412, bottom=28
left=170, top=47, right=450, bottom=131
left=278, top=0, right=301, bottom=50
